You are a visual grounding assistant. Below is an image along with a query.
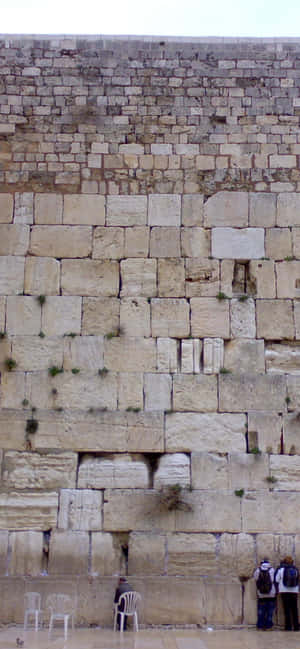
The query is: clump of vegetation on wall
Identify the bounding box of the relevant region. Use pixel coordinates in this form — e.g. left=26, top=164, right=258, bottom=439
left=156, top=483, right=193, bottom=512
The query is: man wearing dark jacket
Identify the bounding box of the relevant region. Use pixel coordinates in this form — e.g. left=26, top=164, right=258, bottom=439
left=254, top=558, right=276, bottom=630
left=114, top=577, right=133, bottom=630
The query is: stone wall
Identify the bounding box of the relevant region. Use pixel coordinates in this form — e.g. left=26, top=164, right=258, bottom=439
left=1, top=34, right=300, bottom=627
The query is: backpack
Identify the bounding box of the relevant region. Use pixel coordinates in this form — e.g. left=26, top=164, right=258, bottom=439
left=257, top=568, right=272, bottom=594
left=283, top=565, right=299, bottom=588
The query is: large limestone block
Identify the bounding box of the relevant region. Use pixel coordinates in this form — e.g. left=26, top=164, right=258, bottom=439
left=204, top=191, right=248, bottom=227
left=30, top=225, right=92, bottom=257
left=185, top=258, right=219, bottom=297
left=212, top=228, right=265, bottom=259
left=92, top=227, right=124, bottom=259
left=266, top=228, right=292, bottom=260
left=191, top=298, right=230, bottom=338
left=120, top=259, right=156, bottom=297
left=256, top=533, right=294, bottom=567
left=0, top=578, right=26, bottom=624
left=256, top=299, right=294, bottom=340
left=154, top=453, right=190, bottom=488
left=248, top=260, right=276, bottom=298
left=6, top=296, right=41, bottom=335
left=175, top=491, right=242, bottom=533
left=34, top=410, right=164, bottom=453
left=0, top=296, right=5, bottom=332
left=167, top=533, right=216, bottom=576
left=0, top=532, right=8, bottom=575
left=34, top=193, right=63, bottom=224
left=276, top=261, right=300, bottom=298
left=270, top=455, right=300, bottom=490
left=78, top=454, right=150, bottom=489
left=283, top=412, right=300, bottom=454
left=249, top=192, right=276, bottom=227
left=42, top=296, right=82, bottom=335
left=82, top=297, right=120, bottom=335
left=24, top=257, right=60, bottom=295
left=0, top=411, right=28, bottom=449
left=294, top=302, right=300, bottom=340
left=166, top=413, right=246, bottom=453
left=58, top=489, right=102, bottom=531
left=228, top=453, right=269, bottom=490
left=218, top=533, right=255, bottom=578
left=2, top=451, right=77, bottom=490
left=1, top=372, right=26, bottom=409
left=158, top=258, right=185, bottom=297
left=128, top=532, right=165, bottom=575
left=157, top=338, right=179, bottom=373
left=48, top=530, right=89, bottom=574
left=107, top=196, right=147, bottom=226
left=230, top=298, right=256, bottom=338
left=63, top=335, right=104, bottom=370
left=292, top=228, right=300, bottom=258
left=9, top=531, right=43, bottom=576
left=150, top=227, right=180, bottom=258
left=0, top=256, right=24, bottom=295
left=220, top=259, right=235, bottom=297
left=120, top=297, right=150, bottom=336
left=242, top=492, right=300, bottom=533
left=181, top=339, right=201, bottom=373
left=144, top=373, right=171, bottom=411
left=277, top=192, right=300, bottom=226
left=62, top=259, right=119, bottom=296
left=219, top=374, right=286, bottom=412
left=224, top=339, right=265, bottom=374
left=173, top=374, right=218, bottom=412
left=181, top=227, right=210, bottom=258
left=191, top=452, right=229, bottom=489
left=266, top=342, right=300, bottom=374
left=14, top=193, right=33, bottom=225
left=124, top=226, right=149, bottom=258
left=117, top=372, right=143, bottom=410
left=203, top=338, right=224, bottom=374
left=64, top=194, right=105, bottom=225
left=0, top=194, right=13, bottom=223
left=28, top=370, right=117, bottom=410
left=248, top=412, right=282, bottom=454
left=0, top=224, right=29, bottom=255
left=148, top=194, right=181, bottom=226
left=0, top=492, right=58, bottom=530
left=104, top=337, right=156, bottom=372
left=91, top=532, right=123, bottom=576
left=151, top=298, right=190, bottom=337
left=104, top=489, right=176, bottom=532
left=182, top=194, right=204, bottom=226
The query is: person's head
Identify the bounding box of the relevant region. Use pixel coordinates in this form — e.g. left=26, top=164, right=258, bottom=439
left=119, top=577, right=127, bottom=584
left=283, top=555, right=294, bottom=565
left=262, top=557, right=269, bottom=563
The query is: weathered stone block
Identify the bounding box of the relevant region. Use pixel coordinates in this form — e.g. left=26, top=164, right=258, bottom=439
left=144, top=373, right=172, bottom=411
left=1, top=372, right=26, bottom=409
left=117, top=372, right=143, bottom=410
left=218, top=533, right=255, bottom=578
left=203, top=338, right=224, bottom=374
left=185, top=258, right=219, bottom=297
left=230, top=298, right=256, bottom=338
left=64, top=194, right=105, bottom=225
left=128, top=532, right=165, bottom=575
left=28, top=369, right=117, bottom=410
left=219, top=374, right=286, bottom=412
left=292, top=228, right=300, bottom=258
left=104, top=336, right=156, bottom=372
left=191, top=298, right=230, bottom=338
left=182, top=194, right=204, bottom=227
left=104, top=489, right=175, bottom=532
left=120, top=297, right=150, bottom=337
left=0, top=194, right=13, bottom=223
left=173, top=374, right=218, bottom=412
left=270, top=455, right=300, bottom=490
left=181, top=339, right=201, bottom=373
left=277, top=193, right=300, bottom=226
left=78, top=453, right=149, bottom=489
left=242, top=492, right=300, bottom=533
left=63, top=335, right=104, bottom=370
left=24, top=257, right=60, bottom=295
left=148, top=194, right=181, bottom=226
left=0, top=296, right=5, bottom=332
left=2, top=451, right=77, bottom=490
left=158, top=259, right=185, bottom=297
left=91, top=532, right=123, bottom=576
left=9, top=531, right=43, bottom=576
left=150, top=227, right=180, bottom=257
left=283, top=412, right=300, bottom=454
left=0, top=225, right=29, bottom=256
left=256, top=299, right=294, bottom=339
left=191, top=452, right=229, bottom=489
left=154, top=453, right=190, bottom=488
left=0, top=531, right=8, bottom=575
left=48, top=530, right=89, bottom=574
left=266, top=228, right=292, bottom=260
left=30, top=225, right=92, bottom=257
left=212, top=228, right=264, bottom=259
left=124, top=226, right=149, bottom=258
left=120, top=259, right=156, bottom=297
left=266, top=342, right=300, bottom=374
left=34, top=193, right=63, bottom=224
left=0, top=257, right=24, bottom=295
left=62, top=259, right=119, bottom=296
left=175, top=491, right=242, bottom=533
left=249, top=192, right=276, bottom=227
left=42, top=296, right=82, bottom=335
left=220, top=259, right=235, bottom=297
left=248, top=412, right=282, bottom=454
left=166, top=413, right=246, bottom=453
left=167, top=533, right=216, bottom=576
left=152, top=298, right=190, bottom=337
left=14, top=193, right=33, bottom=224
left=224, top=339, right=265, bottom=374
left=248, top=260, right=276, bottom=298
left=204, top=191, right=248, bottom=227
left=276, top=261, right=300, bottom=298
left=6, top=296, right=41, bottom=335
left=58, top=489, right=102, bottom=531
left=107, top=196, right=147, bottom=226
left=157, top=338, right=179, bottom=373
left=0, top=493, right=58, bottom=530
left=82, top=297, right=119, bottom=336
left=228, top=453, right=269, bottom=490
left=92, top=227, right=124, bottom=259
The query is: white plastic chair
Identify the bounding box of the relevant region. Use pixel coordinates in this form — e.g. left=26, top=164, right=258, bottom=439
left=24, top=591, right=42, bottom=631
left=46, top=593, right=75, bottom=640
left=113, top=591, right=141, bottom=632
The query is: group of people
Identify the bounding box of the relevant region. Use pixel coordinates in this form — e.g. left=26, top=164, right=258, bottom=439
left=254, top=556, right=300, bottom=631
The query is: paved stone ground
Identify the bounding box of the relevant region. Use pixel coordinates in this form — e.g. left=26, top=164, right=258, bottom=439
left=0, top=627, right=300, bottom=649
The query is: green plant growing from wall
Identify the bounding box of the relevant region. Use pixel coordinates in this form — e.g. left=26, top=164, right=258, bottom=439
left=71, top=368, right=80, bottom=374
left=22, top=399, right=29, bottom=407
left=220, top=367, right=231, bottom=374
left=105, top=327, right=124, bottom=339
left=266, top=476, right=277, bottom=484
left=39, top=331, right=45, bottom=338
left=25, top=409, right=39, bottom=450
left=48, top=365, right=64, bottom=377
left=4, top=357, right=17, bottom=371
left=238, top=294, right=249, bottom=302
left=249, top=447, right=261, bottom=455
left=98, top=367, right=108, bottom=376
left=156, top=483, right=193, bottom=512
left=0, top=331, right=6, bottom=339
left=36, top=295, right=46, bottom=306
left=217, top=292, right=229, bottom=300
left=235, top=489, right=244, bottom=498
left=126, top=406, right=141, bottom=413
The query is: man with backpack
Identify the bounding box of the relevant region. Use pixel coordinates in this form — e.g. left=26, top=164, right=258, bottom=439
left=254, top=557, right=276, bottom=630
left=275, top=555, right=299, bottom=631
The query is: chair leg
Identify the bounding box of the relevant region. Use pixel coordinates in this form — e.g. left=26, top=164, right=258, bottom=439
left=134, top=612, right=139, bottom=632
left=64, top=616, right=68, bottom=641
left=24, top=612, right=28, bottom=631
left=120, top=613, right=124, bottom=632
left=35, top=611, right=39, bottom=632
left=48, top=615, right=53, bottom=636
left=113, top=610, right=117, bottom=631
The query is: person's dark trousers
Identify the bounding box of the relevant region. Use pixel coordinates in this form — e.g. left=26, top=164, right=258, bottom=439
left=117, top=611, right=128, bottom=631
left=257, top=598, right=276, bottom=629
left=281, top=593, right=299, bottom=630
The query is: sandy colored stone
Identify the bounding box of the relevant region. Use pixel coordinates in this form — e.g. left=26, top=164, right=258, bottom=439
left=82, top=297, right=120, bottom=335
left=220, top=259, right=235, bottom=297
left=185, top=258, right=219, bottom=297
left=144, top=373, right=172, bottom=410
left=173, top=374, right=218, bottom=412
left=203, top=338, right=224, bottom=374
left=191, top=452, right=229, bottom=489
left=256, top=533, right=294, bottom=567
left=62, top=259, right=119, bottom=296
left=249, top=192, right=276, bottom=227
left=14, top=193, right=33, bottom=225
left=157, top=338, right=179, bottom=373
left=167, top=533, right=216, bottom=576
left=230, top=297, right=256, bottom=337
left=182, top=194, right=204, bottom=226
left=28, top=369, right=118, bottom=410
left=0, top=492, right=58, bottom=530
left=224, top=339, right=265, bottom=373
left=175, top=491, right=242, bottom=533
left=34, top=193, right=63, bottom=224
left=24, top=257, right=60, bottom=295
left=0, top=296, right=5, bottom=332
left=107, top=195, right=147, bottom=226
left=104, top=336, right=156, bottom=372
left=117, top=372, right=143, bottom=410
left=30, top=225, right=92, bottom=257
left=120, top=297, right=150, bottom=336
left=91, top=532, right=124, bottom=576
left=2, top=451, right=77, bottom=490
left=248, top=411, right=282, bottom=454
left=0, top=411, right=28, bottom=449
left=128, top=532, right=165, bottom=575
left=181, top=339, right=201, bottom=373
left=166, top=413, right=246, bottom=453
left=104, top=489, right=175, bottom=532
left=9, top=531, right=43, bottom=576
left=6, top=296, right=41, bottom=335
left=292, top=227, right=300, bottom=258
left=218, top=533, right=255, bottom=578
left=63, top=336, right=104, bottom=370
left=78, top=453, right=149, bottom=489
left=48, top=530, right=89, bottom=574
left=277, top=192, right=300, bottom=226
left=13, top=335, right=61, bottom=372
left=276, top=260, right=300, bottom=298
left=191, top=297, right=230, bottom=338
left=256, top=299, right=294, bottom=339
left=181, top=227, right=210, bottom=257
left=283, top=412, right=300, bottom=454
left=124, top=226, right=149, bottom=257
left=266, top=342, right=300, bottom=374
left=266, top=228, right=292, bottom=259
left=0, top=531, right=9, bottom=575
left=204, top=191, right=248, bottom=227
left=148, top=194, right=181, bottom=226
left=219, top=374, right=286, bottom=412
left=228, top=453, right=269, bottom=490
left=242, top=492, right=300, bottom=533
left=150, top=227, right=180, bottom=258
left=1, top=372, right=26, bottom=409
left=158, top=259, right=185, bottom=297
left=248, top=260, right=276, bottom=298
left=92, top=227, right=124, bottom=259
left=151, top=298, right=190, bottom=337
left=0, top=224, right=29, bottom=256
left=269, top=455, right=300, bottom=490
left=153, top=453, right=190, bottom=488
left=64, top=194, right=105, bottom=225
left=58, top=489, right=102, bottom=531
left=0, top=194, right=13, bottom=223
left=42, top=296, right=82, bottom=335
left=0, top=256, right=24, bottom=295
left=120, top=259, right=157, bottom=297
left=293, top=301, right=300, bottom=340
left=212, top=228, right=264, bottom=259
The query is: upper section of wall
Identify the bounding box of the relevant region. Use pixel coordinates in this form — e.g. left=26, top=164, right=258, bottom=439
left=1, top=36, right=300, bottom=195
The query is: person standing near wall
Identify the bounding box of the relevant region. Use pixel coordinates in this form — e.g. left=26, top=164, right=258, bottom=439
left=275, top=556, right=299, bottom=631
left=254, top=557, right=276, bottom=630
left=114, top=577, right=133, bottom=630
